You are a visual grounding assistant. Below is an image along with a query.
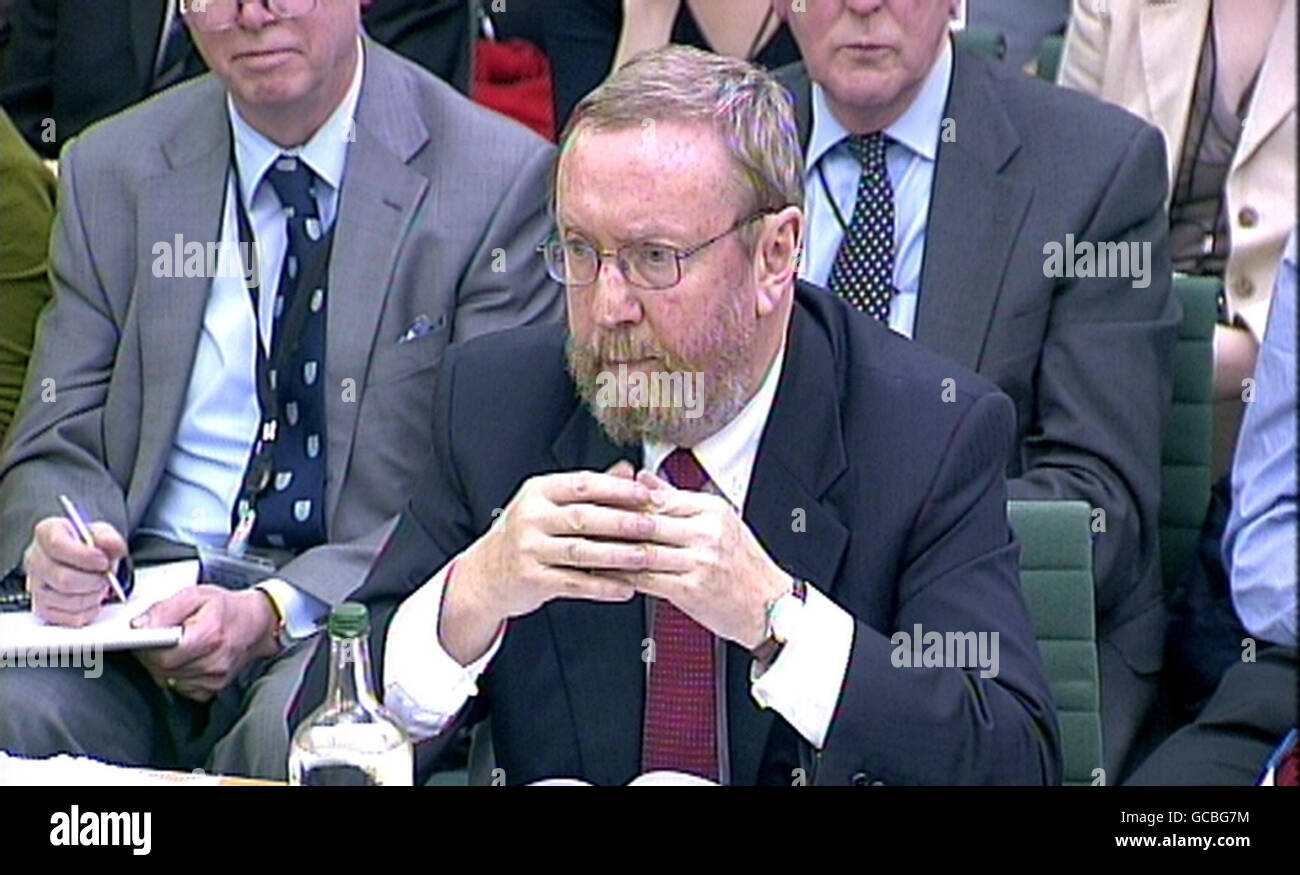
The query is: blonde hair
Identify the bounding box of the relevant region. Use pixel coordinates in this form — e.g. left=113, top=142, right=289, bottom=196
left=556, top=45, right=804, bottom=231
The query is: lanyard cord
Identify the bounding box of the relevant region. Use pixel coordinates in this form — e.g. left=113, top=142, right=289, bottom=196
left=816, top=161, right=853, bottom=237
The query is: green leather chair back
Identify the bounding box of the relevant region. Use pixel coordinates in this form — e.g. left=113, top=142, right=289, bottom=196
left=1008, top=499, right=1103, bottom=785
left=1161, top=276, right=1217, bottom=588
left=954, top=26, right=1007, bottom=61
left=1038, top=34, right=1065, bottom=82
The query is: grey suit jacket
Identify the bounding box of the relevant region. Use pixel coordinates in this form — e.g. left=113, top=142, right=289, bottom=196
left=0, top=40, right=562, bottom=607
left=778, top=48, right=1180, bottom=775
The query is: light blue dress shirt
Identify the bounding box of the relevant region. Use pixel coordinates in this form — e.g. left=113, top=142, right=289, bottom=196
left=798, top=37, right=953, bottom=340
left=138, top=40, right=364, bottom=549
left=1222, top=229, right=1297, bottom=648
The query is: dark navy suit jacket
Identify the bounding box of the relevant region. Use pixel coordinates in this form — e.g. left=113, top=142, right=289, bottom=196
left=292, top=282, right=1062, bottom=785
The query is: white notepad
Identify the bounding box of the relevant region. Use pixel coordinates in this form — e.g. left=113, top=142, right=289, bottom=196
left=0, top=560, right=198, bottom=652
left=0, top=751, right=223, bottom=786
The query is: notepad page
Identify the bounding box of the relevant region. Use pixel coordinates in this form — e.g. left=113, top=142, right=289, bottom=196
left=0, top=751, right=223, bottom=786
left=0, top=559, right=198, bottom=652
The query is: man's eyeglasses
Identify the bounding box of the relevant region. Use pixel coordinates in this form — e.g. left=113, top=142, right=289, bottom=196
left=539, top=211, right=775, bottom=291
left=180, top=0, right=318, bottom=33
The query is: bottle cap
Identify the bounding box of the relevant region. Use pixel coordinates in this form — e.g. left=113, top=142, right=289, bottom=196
left=328, top=602, right=369, bottom=638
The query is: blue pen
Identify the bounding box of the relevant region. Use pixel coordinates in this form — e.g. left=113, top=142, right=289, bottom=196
left=57, top=494, right=128, bottom=604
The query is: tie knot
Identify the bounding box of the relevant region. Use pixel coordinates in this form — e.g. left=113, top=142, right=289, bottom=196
left=264, top=154, right=319, bottom=218
left=845, top=132, right=888, bottom=172
left=659, top=448, right=709, bottom=492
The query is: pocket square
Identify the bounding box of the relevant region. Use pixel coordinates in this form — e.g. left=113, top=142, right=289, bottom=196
left=398, top=313, right=444, bottom=344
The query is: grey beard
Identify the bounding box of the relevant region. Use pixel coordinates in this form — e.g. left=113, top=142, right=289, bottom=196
left=569, top=359, right=750, bottom=447
left=564, top=298, right=759, bottom=447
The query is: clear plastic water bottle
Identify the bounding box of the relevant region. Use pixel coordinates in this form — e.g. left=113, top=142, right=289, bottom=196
left=288, top=603, right=413, bottom=786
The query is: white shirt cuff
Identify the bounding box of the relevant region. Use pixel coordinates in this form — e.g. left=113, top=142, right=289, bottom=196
left=383, top=557, right=504, bottom=740
left=255, top=578, right=328, bottom=641
left=749, top=585, right=854, bottom=749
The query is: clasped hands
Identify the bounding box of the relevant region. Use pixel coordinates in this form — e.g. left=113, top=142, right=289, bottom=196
left=439, top=461, right=792, bottom=666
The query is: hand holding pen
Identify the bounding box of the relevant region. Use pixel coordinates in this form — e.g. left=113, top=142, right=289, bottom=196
left=58, top=495, right=128, bottom=603
left=18, top=497, right=129, bottom=626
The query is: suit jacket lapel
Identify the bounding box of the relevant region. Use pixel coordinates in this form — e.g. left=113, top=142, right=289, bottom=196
left=323, top=41, right=430, bottom=521
left=130, top=76, right=231, bottom=525
left=1138, top=0, right=1206, bottom=194
left=546, top=404, right=645, bottom=783
left=915, top=50, right=1030, bottom=371
left=129, top=0, right=167, bottom=92
left=729, top=298, right=850, bottom=785
left=782, top=64, right=814, bottom=154
left=1234, top=0, right=1296, bottom=171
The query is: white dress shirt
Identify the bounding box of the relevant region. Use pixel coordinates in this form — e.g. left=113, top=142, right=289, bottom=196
left=137, top=38, right=365, bottom=637
left=385, top=340, right=857, bottom=760
left=799, top=37, right=953, bottom=339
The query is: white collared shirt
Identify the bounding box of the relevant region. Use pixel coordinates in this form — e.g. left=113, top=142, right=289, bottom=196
left=138, top=38, right=365, bottom=636
left=799, top=36, right=954, bottom=339
left=384, top=339, right=857, bottom=763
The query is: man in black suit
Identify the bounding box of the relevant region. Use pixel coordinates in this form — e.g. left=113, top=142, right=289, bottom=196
left=772, top=0, right=1178, bottom=781
left=0, top=0, right=14, bottom=77
left=1, top=0, right=206, bottom=159
left=1, top=0, right=471, bottom=160
left=361, top=0, right=472, bottom=94
left=291, top=45, right=1060, bottom=786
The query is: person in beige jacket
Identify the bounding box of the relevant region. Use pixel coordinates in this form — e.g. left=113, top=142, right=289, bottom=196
left=1058, top=0, right=1296, bottom=475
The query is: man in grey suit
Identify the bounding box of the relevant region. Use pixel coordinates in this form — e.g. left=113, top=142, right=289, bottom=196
left=773, top=0, right=1178, bottom=781
left=0, top=0, right=559, bottom=778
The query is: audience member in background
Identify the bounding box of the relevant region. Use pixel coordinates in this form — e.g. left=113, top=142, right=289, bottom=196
left=1, top=0, right=206, bottom=160
left=0, top=0, right=14, bottom=77
left=483, top=0, right=546, bottom=46
left=968, top=0, right=1068, bottom=71
left=292, top=45, right=1060, bottom=786
left=361, top=0, right=474, bottom=94
left=0, top=105, right=55, bottom=446
left=546, top=0, right=802, bottom=130
left=0, top=0, right=559, bottom=779
left=1059, top=0, right=1296, bottom=477
left=474, top=0, right=557, bottom=139
left=1, top=0, right=481, bottom=162
left=1127, top=230, right=1297, bottom=785
left=774, top=0, right=1178, bottom=782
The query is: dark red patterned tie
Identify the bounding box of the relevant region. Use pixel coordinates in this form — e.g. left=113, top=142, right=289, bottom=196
left=1277, top=747, right=1299, bottom=786
left=641, top=448, right=719, bottom=781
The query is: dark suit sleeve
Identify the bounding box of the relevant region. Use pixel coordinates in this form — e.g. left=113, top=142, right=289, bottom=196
left=1006, top=123, right=1176, bottom=627
left=543, top=0, right=619, bottom=132
left=817, top=390, right=1063, bottom=785
left=289, top=349, right=487, bottom=762
left=362, top=0, right=472, bottom=94
left=0, top=0, right=57, bottom=157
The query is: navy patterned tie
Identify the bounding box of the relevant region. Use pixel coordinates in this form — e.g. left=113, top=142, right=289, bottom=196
left=827, top=132, right=895, bottom=322
left=242, top=154, right=330, bottom=550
